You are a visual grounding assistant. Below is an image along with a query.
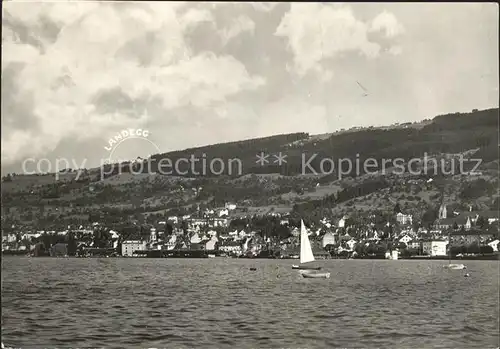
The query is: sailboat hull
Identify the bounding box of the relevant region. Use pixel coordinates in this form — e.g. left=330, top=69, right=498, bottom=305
left=444, top=264, right=466, bottom=270
left=302, top=272, right=330, bottom=279
left=292, top=265, right=321, bottom=270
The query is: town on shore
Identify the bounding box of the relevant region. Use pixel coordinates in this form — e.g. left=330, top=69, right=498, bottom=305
left=2, top=200, right=499, bottom=260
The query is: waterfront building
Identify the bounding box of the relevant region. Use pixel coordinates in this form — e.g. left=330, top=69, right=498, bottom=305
left=421, top=240, right=447, bottom=256
left=4, top=234, right=17, bottom=243
left=322, top=232, right=336, bottom=248
left=166, top=235, right=177, bottom=250
left=121, top=240, right=147, bottom=257
left=450, top=230, right=496, bottom=245
left=219, top=242, right=242, bottom=254
left=190, top=233, right=201, bottom=244
left=487, top=239, right=499, bottom=252
left=399, top=234, right=412, bottom=246
left=205, top=236, right=218, bottom=251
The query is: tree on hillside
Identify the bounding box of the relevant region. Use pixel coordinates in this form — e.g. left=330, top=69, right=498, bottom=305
left=475, top=216, right=487, bottom=229
left=421, top=207, right=438, bottom=230
left=393, top=203, right=401, bottom=214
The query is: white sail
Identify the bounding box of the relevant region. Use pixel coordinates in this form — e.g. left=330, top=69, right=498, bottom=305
left=300, top=220, right=315, bottom=264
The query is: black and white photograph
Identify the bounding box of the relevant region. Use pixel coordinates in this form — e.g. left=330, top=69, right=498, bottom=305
left=1, top=1, right=499, bottom=348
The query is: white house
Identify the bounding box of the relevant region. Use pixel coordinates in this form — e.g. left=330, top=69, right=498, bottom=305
left=219, top=209, right=229, bottom=217
left=322, top=232, right=336, bottom=248
left=396, top=212, right=413, bottom=225
left=346, top=239, right=356, bottom=251
left=150, top=228, right=157, bottom=242
left=21, top=232, right=41, bottom=241
left=109, top=230, right=120, bottom=239
left=399, top=234, right=412, bottom=245
left=122, top=240, right=147, bottom=257
left=167, top=216, right=178, bottom=224
left=190, top=233, right=201, bottom=244
left=5, top=234, right=17, bottom=243
left=205, top=236, right=218, bottom=251
left=320, top=218, right=332, bottom=228
left=338, top=215, right=348, bottom=228
left=487, top=239, right=499, bottom=252
left=228, top=230, right=238, bottom=237
left=422, top=241, right=447, bottom=256
left=208, top=218, right=228, bottom=228
left=225, top=203, right=237, bottom=210
left=207, top=230, right=217, bottom=237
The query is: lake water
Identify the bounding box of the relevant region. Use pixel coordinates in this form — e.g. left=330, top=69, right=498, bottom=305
left=1, top=257, right=499, bottom=349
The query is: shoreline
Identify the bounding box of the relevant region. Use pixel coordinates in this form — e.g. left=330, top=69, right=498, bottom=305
left=2, top=252, right=499, bottom=261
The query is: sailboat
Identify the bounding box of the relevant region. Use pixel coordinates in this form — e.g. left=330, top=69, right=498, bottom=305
left=291, top=221, right=330, bottom=278
left=444, top=231, right=466, bottom=270
left=292, top=220, right=321, bottom=270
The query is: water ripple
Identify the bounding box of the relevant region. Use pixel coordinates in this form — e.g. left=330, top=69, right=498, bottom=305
left=1, top=258, right=499, bottom=349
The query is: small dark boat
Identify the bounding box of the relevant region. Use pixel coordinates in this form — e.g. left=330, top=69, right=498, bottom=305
left=292, top=265, right=321, bottom=270
left=249, top=267, right=257, bottom=271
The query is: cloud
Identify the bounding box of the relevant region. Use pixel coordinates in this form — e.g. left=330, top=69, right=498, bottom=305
left=388, top=45, right=403, bottom=56
left=250, top=3, right=279, bottom=12
left=1, top=2, right=264, bottom=166
left=218, top=15, right=255, bottom=45
left=370, top=10, right=405, bottom=38
left=275, top=4, right=382, bottom=79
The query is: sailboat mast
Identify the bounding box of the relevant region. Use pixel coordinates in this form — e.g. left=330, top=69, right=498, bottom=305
left=448, top=230, right=451, bottom=264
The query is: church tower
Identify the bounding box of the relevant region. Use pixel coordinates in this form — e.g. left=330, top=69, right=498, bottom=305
left=438, top=203, right=447, bottom=220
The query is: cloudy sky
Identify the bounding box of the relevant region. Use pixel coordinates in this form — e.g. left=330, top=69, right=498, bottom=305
left=2, top=2, right=498, bottom=174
